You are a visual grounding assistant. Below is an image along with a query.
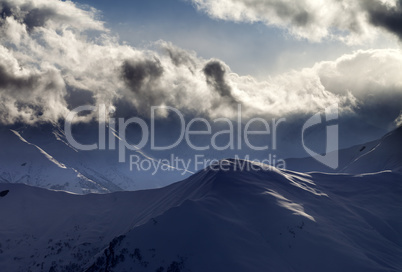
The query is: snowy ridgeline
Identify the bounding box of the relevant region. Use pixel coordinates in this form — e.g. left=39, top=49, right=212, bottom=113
left=0, top=159, right=401, bottom=272
left=0, top=125, right=189, bottom=194
left=285, top=126, right=402, bottom=174
left=1, top=124, right=401, bottom=195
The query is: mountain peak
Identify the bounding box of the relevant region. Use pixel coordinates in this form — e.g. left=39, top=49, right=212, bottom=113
left=206, top=158, right=277, bottom=173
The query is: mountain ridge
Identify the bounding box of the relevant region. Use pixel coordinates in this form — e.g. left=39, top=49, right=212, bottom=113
left=1, top=160, right=401, bottom=271
left=285, top=126, right=402, bottom=174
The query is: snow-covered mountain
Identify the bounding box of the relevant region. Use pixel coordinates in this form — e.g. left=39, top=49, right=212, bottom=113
left=0, top=120, right=394, bottom=194
left=341, top=126, right=402, bottom=173
left=0, top=128, right=108, bottom=194
left=0, top=124, right=190, bottom=194
left=285, top=126, right=402, bottom=174
left=0, top=159, right=401, bottom=272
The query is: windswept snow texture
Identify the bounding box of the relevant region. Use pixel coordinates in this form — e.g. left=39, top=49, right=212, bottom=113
left=0, top=159, right=401, bottom=272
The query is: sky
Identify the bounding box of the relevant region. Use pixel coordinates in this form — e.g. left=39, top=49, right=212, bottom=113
left=0, top=0, right=402, bottom=133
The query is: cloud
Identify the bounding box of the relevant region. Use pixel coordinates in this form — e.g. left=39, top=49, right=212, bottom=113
left=122, top=58, right=164, bottom=94
left=162, top=42, right=197, bottom=70
left=313, top=49, right=402, bottom=126
left=0, top=44, right=68, bottom=124
left=0, top=3, right=12, bottom=20
left=0, top=63, right=39, bottom=90
left=190, top=0, right=402, bottom=43
left=64, top=86, right=95, bottom=110
left=203, top=60, right=238, bottom=106
left=120, top=58, right=166, bottom=112
left=0, top=0, right=104, bottom=31
left=0, top=0, right=401, bottom=130
left=364, top=0, right=402, bottom=40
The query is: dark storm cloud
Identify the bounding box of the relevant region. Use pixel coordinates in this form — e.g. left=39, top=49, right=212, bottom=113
left=271, top=1, right=312, bottom=26
left=121, top=59, right=164, bottom=93
left=0, top=2, right=12, bottom=19
left=203, top=60, right=237, bottom=104
left=0, top=1, right=59, bottom=31
left=64, top=86, right=96, bottom=110
left=363, top=0, right=402, bottom=39
left=121, top=58, right=167, bottom=109
left=0, top=2, right=12, bottom=28
left=23, top=7, right=58, bottom=31
left=0, top=64, right=39, bottom=91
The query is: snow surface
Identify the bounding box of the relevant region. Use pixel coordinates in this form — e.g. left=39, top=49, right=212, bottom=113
left=341, top=126, right=402, bottom=174
left=0, top=124, right=189, bottom=194
left=286, top=126, right=402, bottom=174
left=0, top=127, right=106, bottom=194
left=0, top=159, right=401, bottom=272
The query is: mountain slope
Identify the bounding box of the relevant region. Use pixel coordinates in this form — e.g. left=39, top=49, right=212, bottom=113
left=285, top=126, right=402, bottom=174
left=341, top=126, right=402, bottom=173
left=0, top=128, right=107, bottom=194
left=0, top=159, right=401, bottom=272
left=0, top=124, right=190, bottom=194
left=0, top=174, right=208, bottom=272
